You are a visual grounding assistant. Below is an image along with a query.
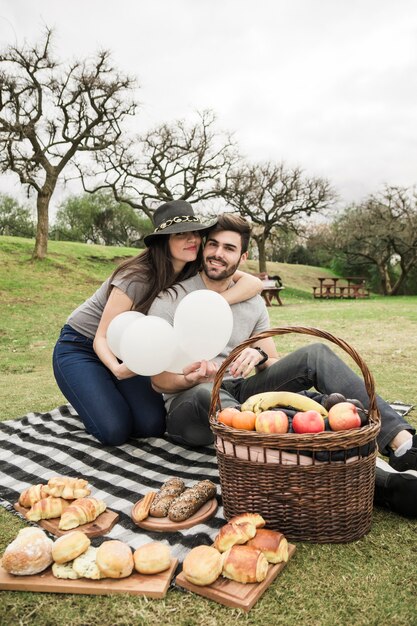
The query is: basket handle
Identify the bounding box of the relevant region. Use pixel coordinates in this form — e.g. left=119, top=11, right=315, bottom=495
left=209, top=325, right=379, bottom=420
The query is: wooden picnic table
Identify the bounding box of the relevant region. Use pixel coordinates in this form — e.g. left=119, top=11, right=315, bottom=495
left=312, top=276, right=369, bottom=299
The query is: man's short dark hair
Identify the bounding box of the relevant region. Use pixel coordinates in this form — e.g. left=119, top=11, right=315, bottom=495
left=207, top=213, right=251, bottom=254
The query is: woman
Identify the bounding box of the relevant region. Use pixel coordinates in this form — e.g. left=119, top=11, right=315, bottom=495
left=53, top=199, right=262, bottom=446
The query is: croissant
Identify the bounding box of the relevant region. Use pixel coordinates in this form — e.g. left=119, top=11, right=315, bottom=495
left=58, top=497, right=106, bottom=530
left=18, top=484, right=50, bottom=508
left=47, top=476, right=91, bottom=500
left=26, top=497, right=70, bottom=521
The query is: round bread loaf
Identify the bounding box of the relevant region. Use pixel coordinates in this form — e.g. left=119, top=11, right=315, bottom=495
left=96, top=540, right=134, bottom=579
left=2, top=527, right=53, bottom=575
left=133, top=541, right=171, bottom=574
left=52, top=531, right=91, bottom=564
left=182, top=545, right=222, bottom=586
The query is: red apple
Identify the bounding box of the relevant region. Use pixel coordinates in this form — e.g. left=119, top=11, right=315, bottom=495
left=255, top=410, right=289, bottom=434
left=292, top=410, right=325, bottom=434
left=328, top=402, right=362, bottom=431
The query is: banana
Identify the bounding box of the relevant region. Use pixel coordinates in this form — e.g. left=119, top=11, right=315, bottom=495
left=240, top=391, right=328, bottom=416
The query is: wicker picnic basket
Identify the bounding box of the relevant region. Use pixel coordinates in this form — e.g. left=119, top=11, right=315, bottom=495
left=209, top=326, right=381, bottom=543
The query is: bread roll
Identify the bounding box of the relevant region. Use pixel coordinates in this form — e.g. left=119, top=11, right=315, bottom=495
left=52, top=561, right=82, bottom=579
left=167, top=480, right=217, bottom=522
left=228, top=512, right=266, bottom=528
left=221, top=544, right=269, bottom=584
left=52, top=531, right=91, bottom=564
left=96, top=540, right=134, bottom=579
left=72, top=546, right=104, bottom=579
left=133, top=542, right=171, bottom=574
left=246, top=529, right=289, bottom=564
left=149, top=478, right=185, bottom=517
left=213, top=521, right=256, bottom=553
left=182, top=545, right=222, bottom=586
left=2, top=527, right=53, bottom=576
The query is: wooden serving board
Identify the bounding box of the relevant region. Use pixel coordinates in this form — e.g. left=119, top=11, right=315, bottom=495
left=175, top=543, right=296, bottom=612
left=133, top=498, right=218, bottom=532
left=0, top=559, right=178, bottom=598
left=13, top=503, right=119, bottom=538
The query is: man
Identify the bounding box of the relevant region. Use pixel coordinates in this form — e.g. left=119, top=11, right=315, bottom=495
left=149, top=213, right=417, bottom=518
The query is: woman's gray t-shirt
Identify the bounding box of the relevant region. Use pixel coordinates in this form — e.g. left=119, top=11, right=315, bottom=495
left=66, top=275, right=147, bottom=339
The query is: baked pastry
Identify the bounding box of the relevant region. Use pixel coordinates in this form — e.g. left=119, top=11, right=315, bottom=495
left=228, top=512, right=266, bottom=529
left=133, top=542, right=171, bottom=574
left=72, top=546, right=104, bottom=580
left=182, top=545, right=222, bottom=586
left=47, top=476, right=91, bottom=500
left=52, top=561, right=82, bottom=580
left=167, top=480, right=217, bottom=522
left=1, top=527, right=53, bottom=576
left=246, top=529, right=289, bottom=564
left=18, top=484, right=50, bottom=508
left=149, top=478, right=185, bottom=517
left=26, top=497, right=70, bottom=521
left=213, top=521, right=256, bottom=552
left=58, top=497, right=106, bottom=530
left=131, top=492, right=156, bottom=523
left=96, top=540, right=134, bottom=579
left=221, top=544, right=269, bottom=584
left=52, top=530, right=91, bottom=564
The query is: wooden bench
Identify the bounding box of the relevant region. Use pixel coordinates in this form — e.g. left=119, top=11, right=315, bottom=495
left=312, top=276, right=369, bottom=299
left=256, top=273, right=284, bottom=306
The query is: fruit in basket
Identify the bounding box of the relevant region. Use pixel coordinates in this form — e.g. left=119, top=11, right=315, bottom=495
left=328, top=402, right=361, bottom=431
left=255, top=410, right=289, bottom=434
left=231, top=410, right=256, bottom=430
left=217, top=407, right=240, bottom=426
left=292, top=410, right=325, bottom=434
left=241, top=391, right=328, bottom=416
left=323, top=393, right=346, bottom=411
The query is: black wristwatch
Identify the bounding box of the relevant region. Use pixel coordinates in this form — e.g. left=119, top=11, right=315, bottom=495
left=253, top=346, right=269, bottom=366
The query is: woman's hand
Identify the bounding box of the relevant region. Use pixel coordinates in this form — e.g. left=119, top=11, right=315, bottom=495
left=183, top=360, right=219, bottom=385
left=112, top=362, right=137, bottom=380
left=229, top=347, right=266, bottom=378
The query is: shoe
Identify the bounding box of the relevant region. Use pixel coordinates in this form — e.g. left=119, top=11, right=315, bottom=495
left=389, top=434, right=417, bottom=471
left=374, top=465, right=417, bottom=518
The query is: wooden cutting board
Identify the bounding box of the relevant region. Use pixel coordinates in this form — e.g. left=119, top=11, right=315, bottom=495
left=0, top=559, right=178, bottom=598
left=175, top=543, right=296, bottom=612
left=13, top=503, right=119, bottom=538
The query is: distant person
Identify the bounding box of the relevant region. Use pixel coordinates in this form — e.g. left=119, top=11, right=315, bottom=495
left=52, top=200, right=262, bottom=446
left=149, top=213, right=417, bottom=518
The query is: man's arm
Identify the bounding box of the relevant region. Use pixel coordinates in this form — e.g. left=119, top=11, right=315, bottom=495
left=151, top=359, right=219, bottom=393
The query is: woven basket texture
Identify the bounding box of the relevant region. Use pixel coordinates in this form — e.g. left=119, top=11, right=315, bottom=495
left=209, top=326, right=381, bottom=543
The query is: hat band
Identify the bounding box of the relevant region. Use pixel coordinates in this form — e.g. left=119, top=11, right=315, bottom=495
left=154, top=215, right=200, bottom=232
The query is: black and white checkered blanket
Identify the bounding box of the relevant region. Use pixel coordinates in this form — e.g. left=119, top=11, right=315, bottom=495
left=0, top=404, right=224, bottom=563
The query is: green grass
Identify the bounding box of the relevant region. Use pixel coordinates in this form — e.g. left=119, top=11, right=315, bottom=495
left=0, top=236, right=416, bottom=626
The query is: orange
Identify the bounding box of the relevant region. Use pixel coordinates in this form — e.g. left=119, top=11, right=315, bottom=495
left=217, top=407, right=240, bottom=427
left=231, top=410, right=257, bottom=431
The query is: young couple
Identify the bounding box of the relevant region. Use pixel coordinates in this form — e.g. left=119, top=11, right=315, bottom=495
left=53, top=200, right=417, bottom=518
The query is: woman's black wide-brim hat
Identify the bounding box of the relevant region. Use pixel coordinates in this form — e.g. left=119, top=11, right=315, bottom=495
left=144, top=200, right=218, bottom=246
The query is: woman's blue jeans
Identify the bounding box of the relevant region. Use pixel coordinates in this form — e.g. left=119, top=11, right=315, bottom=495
left=53, top=325, right=166, bottom=446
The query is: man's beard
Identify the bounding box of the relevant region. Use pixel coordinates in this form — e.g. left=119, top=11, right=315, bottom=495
left=202, top=256, right=240, bottom=281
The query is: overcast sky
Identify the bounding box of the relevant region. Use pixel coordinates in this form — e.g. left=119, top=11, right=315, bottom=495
left=1, top=0, right=417, bottom=211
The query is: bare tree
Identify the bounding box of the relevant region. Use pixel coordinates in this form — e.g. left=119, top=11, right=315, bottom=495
left=331, top=186, right=417, bottom=295
left=79, top=110, right=240, bottom=219
left=0, top=29, right=136, bottom=259
left=224, top=161, right=335, bottom=272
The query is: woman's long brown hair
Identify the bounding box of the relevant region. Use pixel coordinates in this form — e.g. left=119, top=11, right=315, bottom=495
left=107, top=235, right=203, bottom=314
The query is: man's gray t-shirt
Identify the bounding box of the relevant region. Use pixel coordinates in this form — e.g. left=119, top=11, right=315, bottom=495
left=67, top=275, right=147, bottom=339
left=148, top=273, right=270, bottom=408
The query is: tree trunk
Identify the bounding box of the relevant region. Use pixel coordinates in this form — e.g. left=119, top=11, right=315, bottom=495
left=256, top=237, right=267, bottom=273
left=32, top=180, right=56, bottom=260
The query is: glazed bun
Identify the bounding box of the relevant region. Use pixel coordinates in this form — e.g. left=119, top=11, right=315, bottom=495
left=52, top=530, right=91, bottom=564
left=133, top=542, right=171, bottom=575
left=182, top=545, right=222, bottom=586
left=2, top=527, right=53, bottom=576
left=96, top=540, right=134, bottom=579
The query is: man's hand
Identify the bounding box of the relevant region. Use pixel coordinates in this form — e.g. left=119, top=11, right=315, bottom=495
left=183, top=360, right=219, bottom=385
left=229, top=347, right=268, bottom=378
